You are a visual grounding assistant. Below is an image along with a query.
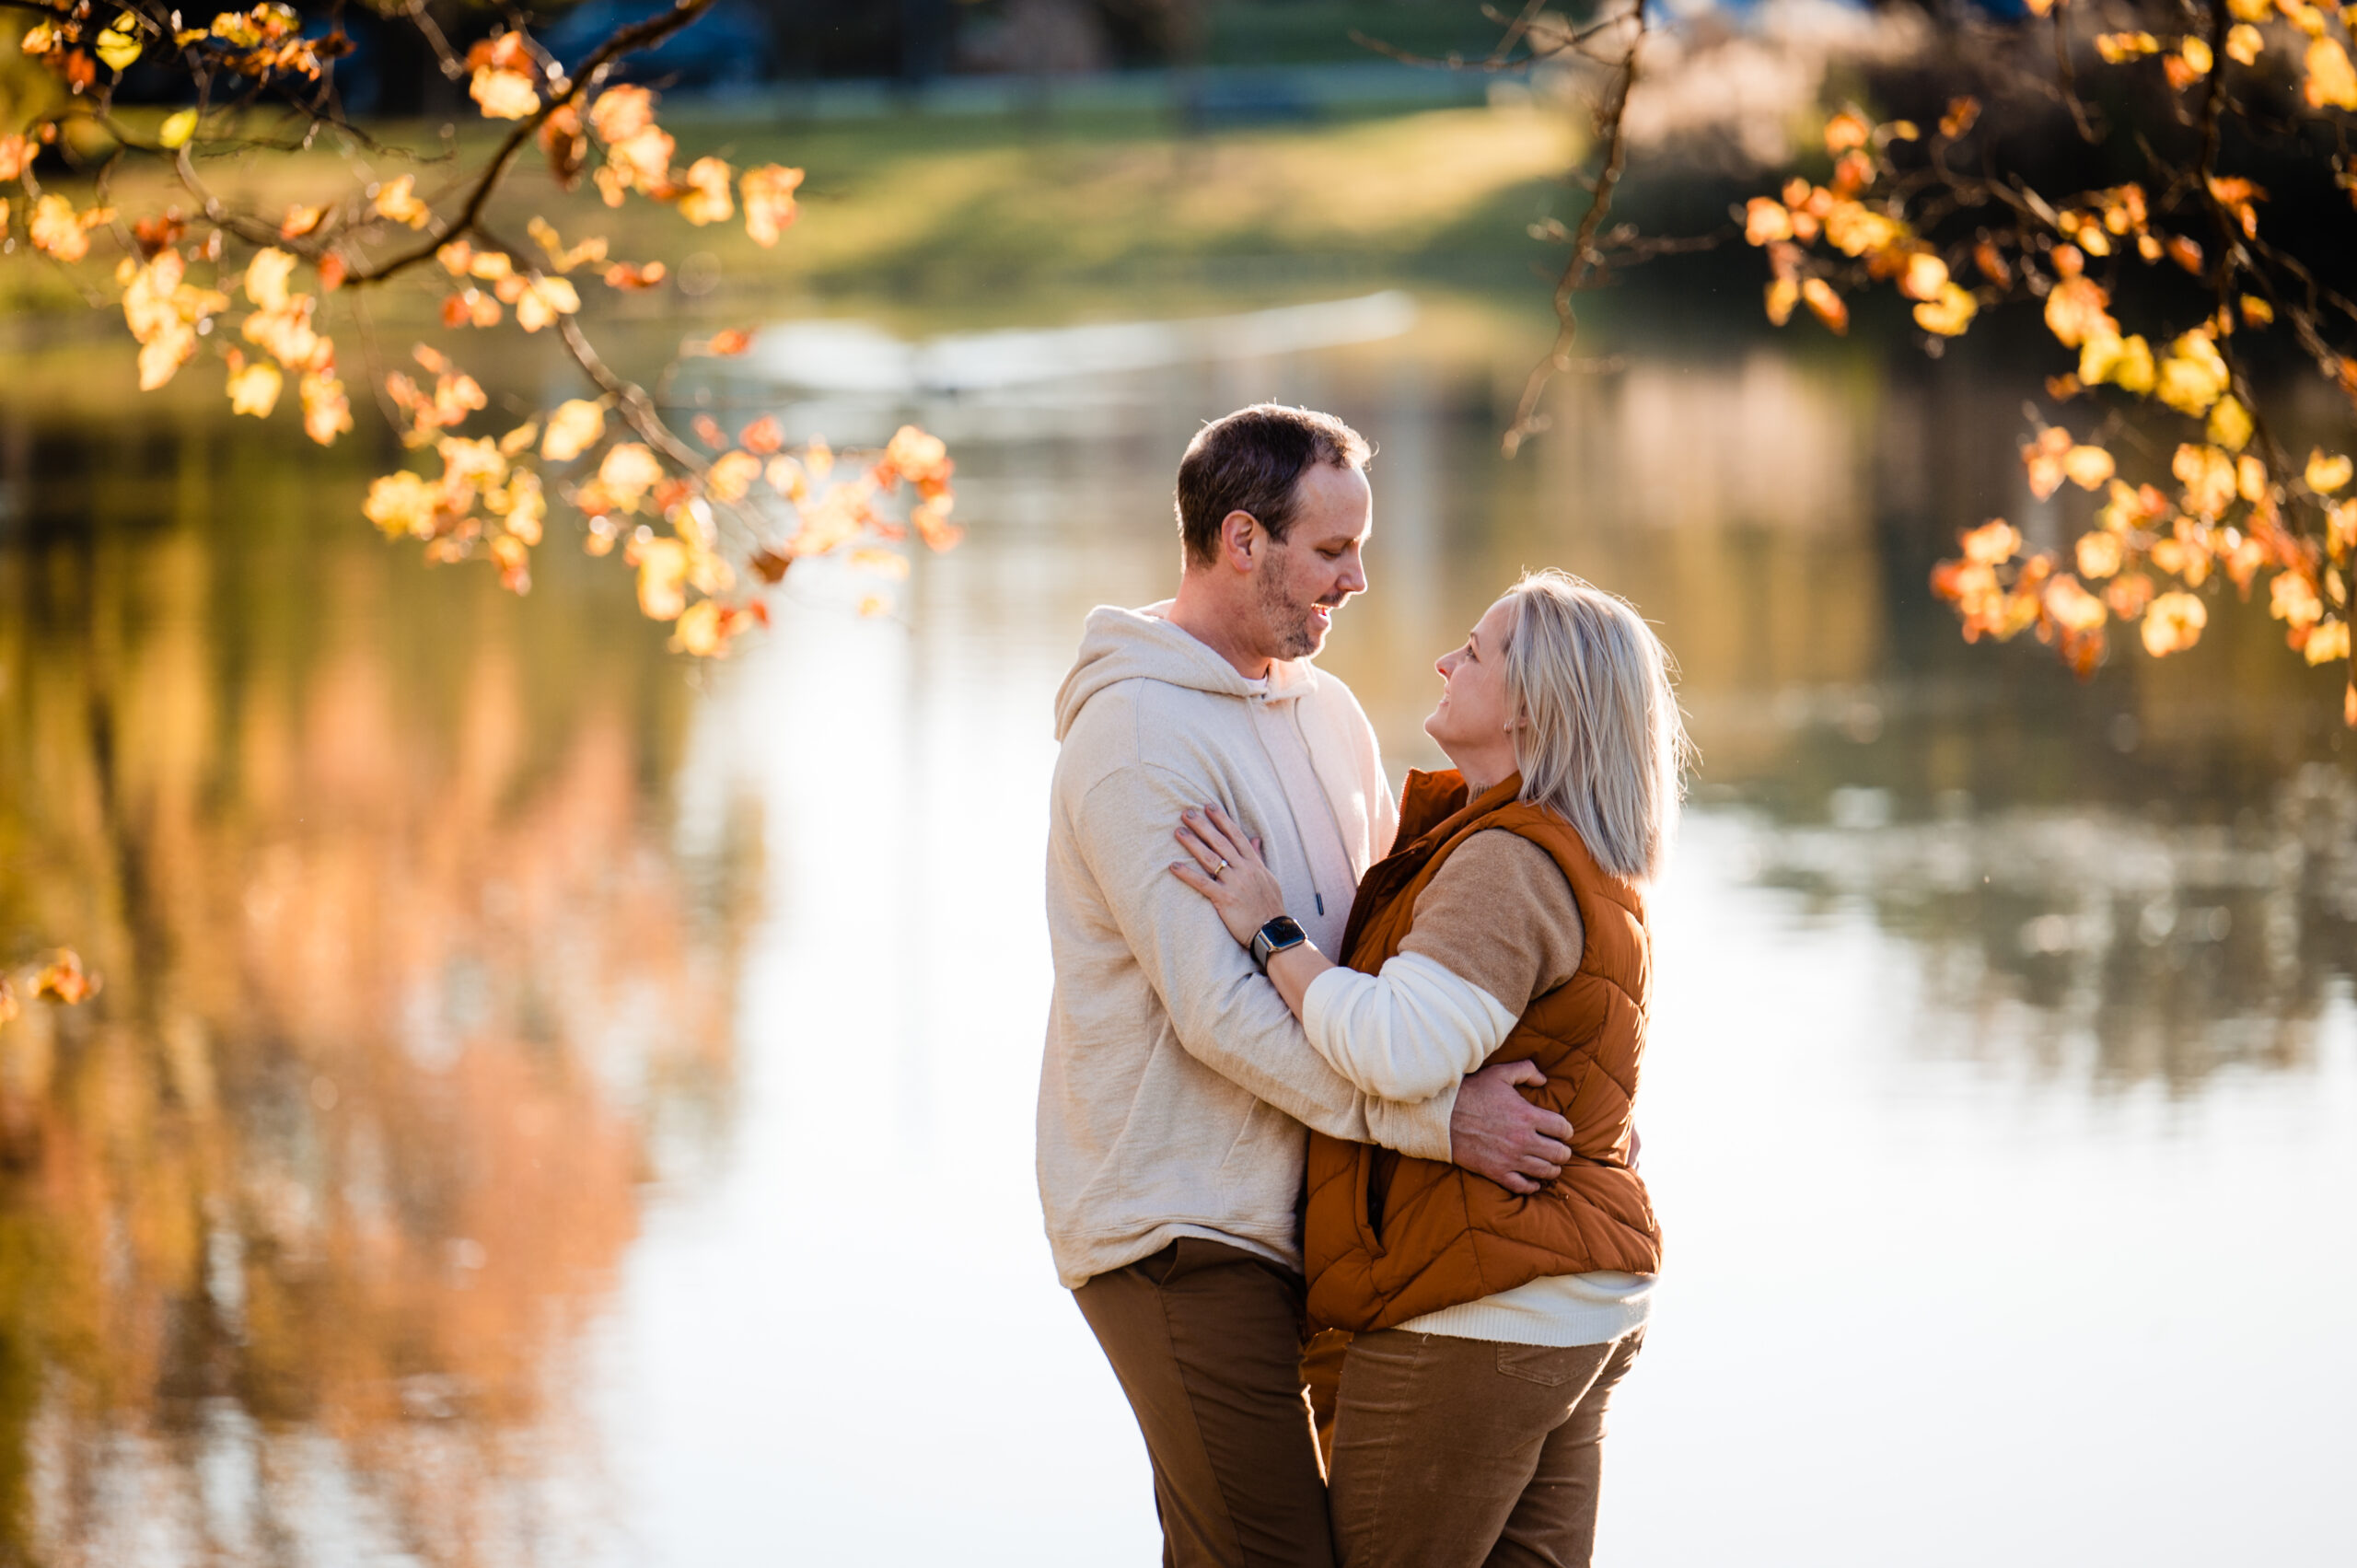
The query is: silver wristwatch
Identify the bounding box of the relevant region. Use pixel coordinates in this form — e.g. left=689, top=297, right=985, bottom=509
left=1249, top=915, right=1309, bottom=972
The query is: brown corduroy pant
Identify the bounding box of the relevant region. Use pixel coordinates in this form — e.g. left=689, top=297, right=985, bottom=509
left=1327, top=1327, right=1644, bottom=1568
left=1073, top=1237, right=1337, bottom=1568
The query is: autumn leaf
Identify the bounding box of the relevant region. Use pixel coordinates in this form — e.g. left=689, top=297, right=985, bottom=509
left=628, top=533, right=691, bottom=618
left=1801, top=278, right=1847, bottom=334
left=1961, top=518, right=2022, bottom=564
left=598, top=443, right=664, bottom=511
left=1764, top=277, right=1799, bottom=327
left=2306, top=36, right=2357, bottom=108
left=95, top=14, right=141, bottom=72
left=159, top=108, right=198, bottom=148
left=2062, top=444, right=2116, bottom=490
left=707, top=450, right=761, bottom=503
left=1913, top=282, right=1978, bottom=337
left=514, top=273, right=580, bottom=332
left=2080, top=332, right=2156, bottom=396
left=2226, top=23, right=2264, bottom=64
left=29, top=193, right=92, bottom=261
left=739, top=415, right=784, bottom=454
left=741, top=165, right=804, bottom=247
left=2306, top=449, right=2353, bottom=493
left=300, top=369, right=352, bottom=445
left=2106, top=573, right=2156, bottom=619
left=692, top=329, right=756, bottom=357
left=373, top=173, right=431, bottom=228
left=2271, top=569, right=2325, bottom=631
left=2043, top=276, right=2115, bottom=349
left=226, top=352, right=282, bottom=416
left=1940, top=97, right=1980, bottom=138
left=2306, top=619, right=2351, bottom=665
left=32, top=949, right=99, bottom=1005
left=528, top=215, right=608, bottom=273
left=2096, top=32, right=2161, bottom=63
left=2142, top=591, right=2209, bottom=655
left=542, top=400, right=605, bottom=462
left=2174, top=443, right=2239, bottom=517
left=2076, top=530, right=2125, bottom=579
left=2239, top=295, right=2274, bottom=327
left=364, top=470, right=438, bottom=538
left=2154, top=330, right=2230, bottom=416
left=2207, top=395, right=2255, bottom=452
left=675, top=157, right=735, bottom=226
left=1822, top=110, right=1870, bottom=154
left=603, top=261, right=668, bottom=289
left=471, top=65, right=540, bottom=120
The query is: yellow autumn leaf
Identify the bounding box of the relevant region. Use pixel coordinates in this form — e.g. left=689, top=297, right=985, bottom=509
left=470, top=66, right=540, bottom=120
left=2306, top=619, right=2351, bottom=664
left=2174, top=443, right=2238, bottom=516
left=542, top=399, right=605, bottom=462
left=1912, top=282, right=1978, bottom=336
left=2044, top=276, right=2116, bottom=349
left=373, top=174, right=432, bottom=229
left=2227, top=23, right=2265, bottom=64
left=514, top=274, right=580, bottom=333
left=363, top=470, right=438, bottom=539
left=2206, top=396, right=2255, bottom=451
left=301, top=370, right=352, bottom=445
left=2154, top=331, right=2229, bottom=416
left=29, top=194, right=89, bottom=261
left=1764, top=277, right=1799, bottom=327
left=2179, top=36, right=2213, bottom=76
left=2077, top=530, right=2125, bottom=579
left=675, top=156, right=735, bottom=226
left=159, top=108, right=198, bottom=148
left=226, top=355, right=282, bottom=416
left=2305, top=448, right=2353, bottom=493
left=741, top=164, right=805, bottom=248
left=599, top=442, right=663, bottom=510
left=707, top=450, right=762, bottom=503
left=96, top=14, right=142, bottom=72
left=2307, top=36, right=2357, bottom=108
left=2142, top=591, right=2209, bottom=656
left=2063, top=445, right=2117, bottom=490
left=629, top=534, right=691, bottom=618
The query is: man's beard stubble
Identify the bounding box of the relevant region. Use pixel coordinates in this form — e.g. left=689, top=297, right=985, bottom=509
left=1256, top=554, right=1332, bottom=659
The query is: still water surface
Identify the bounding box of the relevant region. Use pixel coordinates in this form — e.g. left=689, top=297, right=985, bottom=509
left=2, top=290, right=2351, bottom=1565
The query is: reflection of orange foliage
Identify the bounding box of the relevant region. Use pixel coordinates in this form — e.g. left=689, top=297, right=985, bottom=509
left=0, top=507, right=748, bottom=1562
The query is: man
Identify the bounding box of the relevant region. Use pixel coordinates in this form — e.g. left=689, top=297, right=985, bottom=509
left=1038, top=404, right=1577, bottom=1566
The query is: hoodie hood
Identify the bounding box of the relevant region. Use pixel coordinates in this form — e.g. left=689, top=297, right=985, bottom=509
left=1053, top=601, right=1317, bottom=740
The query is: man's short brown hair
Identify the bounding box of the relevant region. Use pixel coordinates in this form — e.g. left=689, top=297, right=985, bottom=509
left=1175, top=404, right=1371, bottom=567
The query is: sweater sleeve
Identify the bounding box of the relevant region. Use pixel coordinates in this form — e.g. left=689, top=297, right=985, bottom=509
left=1072, top=761, right=1457, bottom=1161
left=1300, top=830, right=1585, bottom=1102
left=1301, top=954, right=1517, bottom=1101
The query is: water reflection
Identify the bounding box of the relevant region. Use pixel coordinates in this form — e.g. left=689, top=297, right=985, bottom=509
left=0, top=409, right=748, bottom=1565
left=1, top=284, right=2351, bottom=1565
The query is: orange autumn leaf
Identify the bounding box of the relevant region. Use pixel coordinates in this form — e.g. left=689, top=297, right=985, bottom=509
left=693, top=328, right=755, bottom=357
left=2142, top=590, right=2209, bottom=655
left=1801, top=278, right=1847, bottom=334
left=1822, top=110, right=1870, bottom=154
left=741, top=164, right=804, bottom=247
left=603, top=260, right=668, bottom=289
left=32, top=949, right=100, bottom=1005
left=1961, top=518, right=2022, bottom=564
left=739, top=415, right=784, bottom=454
left=373, top=173, right=431, bottom=228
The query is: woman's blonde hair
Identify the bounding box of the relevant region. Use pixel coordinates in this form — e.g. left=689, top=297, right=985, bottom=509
left=1499, top=570, right=1695, bottom=883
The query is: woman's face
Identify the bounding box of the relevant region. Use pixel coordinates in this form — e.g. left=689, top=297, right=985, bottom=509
left=1424, top=597, right=1521, bottom=780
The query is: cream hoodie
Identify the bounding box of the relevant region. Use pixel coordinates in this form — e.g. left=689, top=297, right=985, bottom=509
left=1038, top=603, right=1458, bottom=1289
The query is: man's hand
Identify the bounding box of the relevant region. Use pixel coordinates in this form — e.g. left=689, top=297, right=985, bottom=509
left=1449, top=1061, right=1574, bottom=1195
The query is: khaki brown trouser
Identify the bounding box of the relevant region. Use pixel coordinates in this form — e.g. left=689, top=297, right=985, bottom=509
left=1328, top=1327, right=1644, bottom=1568
left=1074, top=1237, right=1336, bottom=1568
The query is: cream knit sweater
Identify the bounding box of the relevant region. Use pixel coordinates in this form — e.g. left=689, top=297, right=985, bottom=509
left=1037, top=604, right=1457, bottom=1290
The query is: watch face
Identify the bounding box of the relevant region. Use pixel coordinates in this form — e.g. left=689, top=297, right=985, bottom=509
left=1261, top=916, right=1306, bottom=947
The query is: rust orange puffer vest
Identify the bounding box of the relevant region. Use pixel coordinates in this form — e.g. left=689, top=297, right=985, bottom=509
left=1303, top=769, right=1662, bottom=1334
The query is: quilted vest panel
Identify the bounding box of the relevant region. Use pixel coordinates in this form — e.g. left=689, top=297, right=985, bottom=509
left=1303, top=769, right=1662, bottom=1334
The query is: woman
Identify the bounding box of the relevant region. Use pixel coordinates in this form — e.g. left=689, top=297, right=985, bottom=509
left=1169, top=569, right=1691, bottom=1568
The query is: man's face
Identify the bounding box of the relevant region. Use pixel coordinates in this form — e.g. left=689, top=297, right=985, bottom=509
left=1253, top=462, right=1371, bottom=660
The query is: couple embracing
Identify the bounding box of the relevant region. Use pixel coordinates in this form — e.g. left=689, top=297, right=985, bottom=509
left=1038, top=404, right=1690, bottom=1568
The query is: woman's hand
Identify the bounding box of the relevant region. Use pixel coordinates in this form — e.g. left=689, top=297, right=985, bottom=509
left=1169, top=803, right=1287, bottom=947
